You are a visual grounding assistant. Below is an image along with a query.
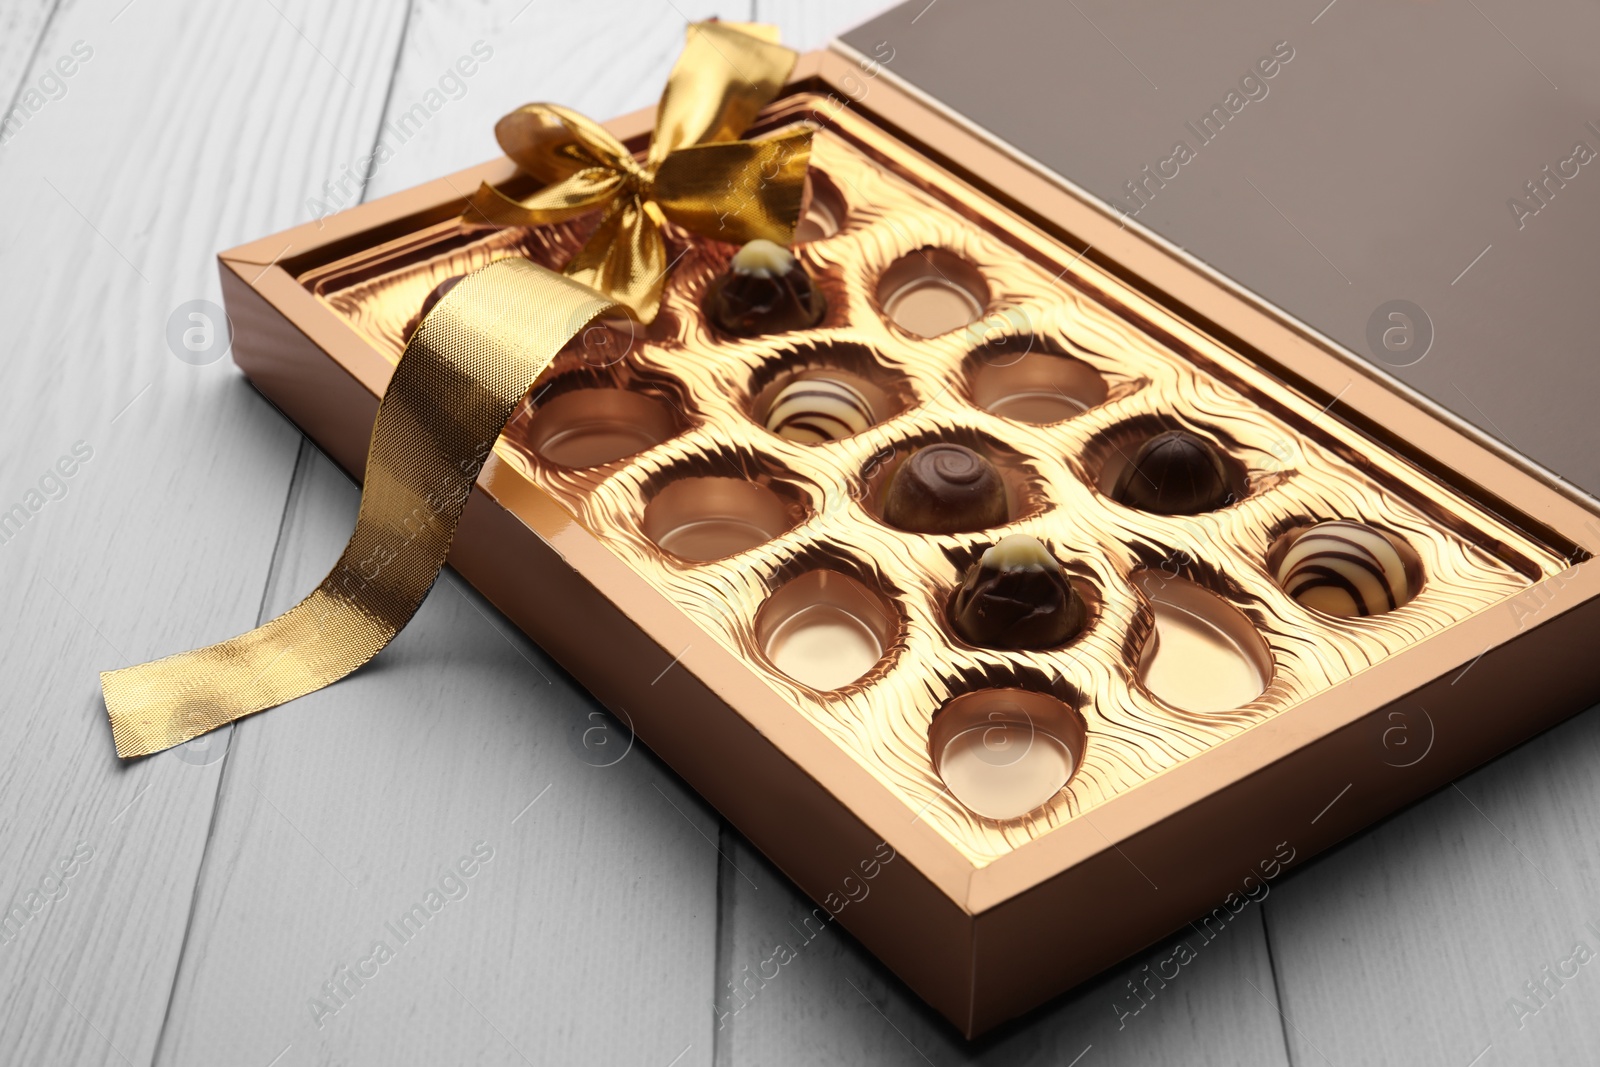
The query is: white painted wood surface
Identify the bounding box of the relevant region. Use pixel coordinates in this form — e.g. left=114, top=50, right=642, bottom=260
left=1, top=1, right=1596, bottom=1065
left=0, top=1, right=401, bottom=1065
left=0, top=0, right=58, bottom=111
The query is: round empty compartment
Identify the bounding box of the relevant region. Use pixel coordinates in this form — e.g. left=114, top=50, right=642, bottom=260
left=876, top=248, right=990, bottom=337
left=794, top=171, right=846, bottom=243
left=930, top=689, right=1086, bottom=821
left=1131, top=571, right=1273, bottom=713
left=755, top=570, right=898, bottom=691
left=642, top=478, right=797, bottom=562
left=526, top=389, right=678, bottom=468
left=969, top=350, right=1108, bottom=425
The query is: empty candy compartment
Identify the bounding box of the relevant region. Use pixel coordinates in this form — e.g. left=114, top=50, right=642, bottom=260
left=525, top=388, right=679, bottom=468
left=876, top=247, right=990, bottom=337
left=795, top=169, right=847, bottom=243
left=929, top=689, right=1087, bottom=820
left=755, top=569, right=900, bottom=691
left=966, top=344, right=1109, bottom=425
left=1129, top=569, right=1274, bottom=713
left=642, top=475, right=806, bottom=563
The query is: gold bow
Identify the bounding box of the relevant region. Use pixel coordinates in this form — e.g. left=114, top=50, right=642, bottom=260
left=462, top=20, right=812, bottom=323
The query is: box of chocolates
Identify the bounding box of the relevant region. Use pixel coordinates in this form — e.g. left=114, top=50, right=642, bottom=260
left=218, top=46, right=1600, bottom=1036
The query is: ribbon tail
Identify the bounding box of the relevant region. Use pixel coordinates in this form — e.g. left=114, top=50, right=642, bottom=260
left=101, top=260, right=616, bottom=758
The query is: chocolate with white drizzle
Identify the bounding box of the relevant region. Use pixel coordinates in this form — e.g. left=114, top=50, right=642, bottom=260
left=951, top=535, right=1086, bottom=649
left=765, top=375, right=875, bottom=443
left=1275, top=520, right=1415, bottom=617
left=707, top=239, right=825, bottom=336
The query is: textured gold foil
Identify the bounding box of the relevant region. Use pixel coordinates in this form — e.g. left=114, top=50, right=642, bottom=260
left=310, top=108, right=1566, bottom=865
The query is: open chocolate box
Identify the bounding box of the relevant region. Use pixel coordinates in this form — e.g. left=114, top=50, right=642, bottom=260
left=219, top=49, right=1600, bottom=1036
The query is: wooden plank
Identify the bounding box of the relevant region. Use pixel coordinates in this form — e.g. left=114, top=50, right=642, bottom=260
left=355, top=0, right=753, bottom=199
left=0, top=2, right=408, bottom=1065
left=716, top=835, right=1292, bottom=1065
left=154, top=447, right=727, bottom=1066
left=1264, top=700, right=1600, bottom=1067
left=154, top=3, right=751, bottom=1065
left=0, top=0, right=59, bottom=125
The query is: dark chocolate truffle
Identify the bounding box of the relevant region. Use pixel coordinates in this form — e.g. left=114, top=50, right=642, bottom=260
left=1111, top=429, right=1233, bottom=514
left=707, top=239, right=825, bottom=336
left=952, top=535, right=1087, bottom=649
left=882, top=443, right=1008, bottom=534
left=1275, top=520, right=1415, bottom=617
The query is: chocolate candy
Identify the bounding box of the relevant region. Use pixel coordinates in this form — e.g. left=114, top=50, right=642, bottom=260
left=707, top=239, right=825, bottom=336
left=765, top=376, right=875, bottom=443
left=951, top=535, right=1086, bottom=649
left=1275, top=520, right=1415, bottom=617
left=1111, top=429, right=1233, bottom=514
left=882, top=444, right=1007, bottom=533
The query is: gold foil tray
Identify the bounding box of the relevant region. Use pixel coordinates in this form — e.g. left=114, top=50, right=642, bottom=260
left=299, top=98, right=1565, bottom=868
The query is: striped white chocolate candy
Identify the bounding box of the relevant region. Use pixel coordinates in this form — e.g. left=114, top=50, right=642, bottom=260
left=764, top=376, right=875, bottom=443
left=1275, top=520, right=1414, bottom=617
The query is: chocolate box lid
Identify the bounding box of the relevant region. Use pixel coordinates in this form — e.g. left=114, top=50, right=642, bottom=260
left=838, top=0, right=1600, bottom=501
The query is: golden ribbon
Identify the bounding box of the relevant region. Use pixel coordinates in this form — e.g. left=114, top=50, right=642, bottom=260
left=462, top=20, right=812, bottom=323
left=102, top=262, right=617, bottom=757
left=101, top=20, right=808, bottom=758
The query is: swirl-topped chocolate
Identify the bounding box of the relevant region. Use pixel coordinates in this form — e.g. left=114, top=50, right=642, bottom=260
left=882, top=443, right=1008, bottom=534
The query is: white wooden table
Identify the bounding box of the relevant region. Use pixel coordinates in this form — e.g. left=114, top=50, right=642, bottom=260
left=3, top=2, right=1598, bottom=1064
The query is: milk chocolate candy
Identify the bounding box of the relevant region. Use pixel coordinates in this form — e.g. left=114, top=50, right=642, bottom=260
left=952, top=535, right=1086, bottom=649
left=882, top=443, right=1008, bottom=533
left=707, top=239, right=826, bottom=336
